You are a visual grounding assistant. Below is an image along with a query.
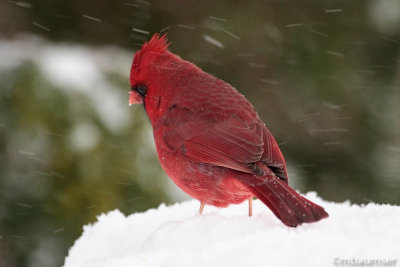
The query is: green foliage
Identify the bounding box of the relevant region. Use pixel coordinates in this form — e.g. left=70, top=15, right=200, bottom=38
left=0, top=60, right=169, bottom=267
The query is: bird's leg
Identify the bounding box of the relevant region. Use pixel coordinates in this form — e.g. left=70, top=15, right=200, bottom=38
left=199, top=202, right=205, bottom=215
left=248, top=197, right=253, bottom=217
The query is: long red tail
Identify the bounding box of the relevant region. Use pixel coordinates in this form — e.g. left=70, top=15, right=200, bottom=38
left=242, top=175, right=328, bottom=227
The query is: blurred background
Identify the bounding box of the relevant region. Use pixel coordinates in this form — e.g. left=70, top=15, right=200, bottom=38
left=0, top=0, right=399, bottom=266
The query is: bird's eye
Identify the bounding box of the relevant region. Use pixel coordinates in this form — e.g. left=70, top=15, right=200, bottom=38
left=132, top=84, right=148, bottom=97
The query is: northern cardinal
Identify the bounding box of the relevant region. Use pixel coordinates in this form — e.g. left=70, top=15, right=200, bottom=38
left=129, top=34, right=328, bottom=227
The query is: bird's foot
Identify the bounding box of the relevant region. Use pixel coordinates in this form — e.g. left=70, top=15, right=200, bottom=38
left=249, top=197, right=253, bottom=217
left=199, top=202, right=205, bottom=215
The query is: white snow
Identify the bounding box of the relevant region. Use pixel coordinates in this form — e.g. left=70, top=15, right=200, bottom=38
left=63, top=192, right=399, bottom=267
left=203, top=34, right=224, bottom=49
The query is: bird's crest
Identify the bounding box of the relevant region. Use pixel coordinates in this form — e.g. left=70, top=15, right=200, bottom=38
left=130, top=33, right=170, bottom=82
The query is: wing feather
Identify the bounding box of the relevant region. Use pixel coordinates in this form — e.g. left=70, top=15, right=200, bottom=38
left=163, top=105, right=263, bottom=174
left=162, top=104, right=288, bottom=181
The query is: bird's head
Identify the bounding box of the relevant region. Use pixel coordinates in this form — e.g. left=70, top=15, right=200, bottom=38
left=129, top=33, right=170, bottom=106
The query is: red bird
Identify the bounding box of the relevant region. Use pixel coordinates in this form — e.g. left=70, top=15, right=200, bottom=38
left=129, top=34, right=328, bottom=227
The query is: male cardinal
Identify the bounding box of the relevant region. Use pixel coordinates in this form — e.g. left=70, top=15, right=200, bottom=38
left=129, top=33, right=328, bottom=227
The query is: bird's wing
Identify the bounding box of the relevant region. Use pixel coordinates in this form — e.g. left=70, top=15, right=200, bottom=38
left=162, top=104, right=265, bottom=174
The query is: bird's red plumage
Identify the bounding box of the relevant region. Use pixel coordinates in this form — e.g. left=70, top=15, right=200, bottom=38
left=129, top=34, right=328, bottom=227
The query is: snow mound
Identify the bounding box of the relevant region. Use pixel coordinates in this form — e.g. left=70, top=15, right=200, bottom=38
left=64, top=193, right=399, bottom=267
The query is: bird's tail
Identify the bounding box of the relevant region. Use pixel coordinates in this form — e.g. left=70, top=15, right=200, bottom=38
left=242, top=175, right=329, bottom=227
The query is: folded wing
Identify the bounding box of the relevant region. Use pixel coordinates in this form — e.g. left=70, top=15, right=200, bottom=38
left=163, top=104, right=287, bottom=180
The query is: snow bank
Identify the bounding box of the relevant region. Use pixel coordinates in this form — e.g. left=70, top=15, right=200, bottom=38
left=64, top=193, right=399, bottom=267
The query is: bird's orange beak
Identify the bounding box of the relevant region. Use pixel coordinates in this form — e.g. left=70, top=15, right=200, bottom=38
left=129, top=90, right=143, bottom=106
